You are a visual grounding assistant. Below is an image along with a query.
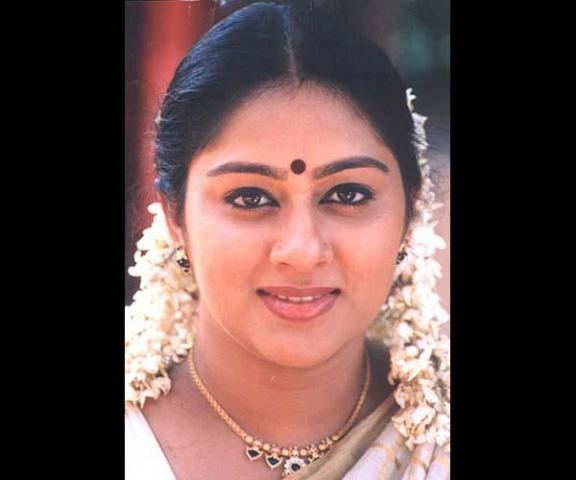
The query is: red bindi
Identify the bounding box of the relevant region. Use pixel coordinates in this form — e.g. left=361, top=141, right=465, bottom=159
left=290, top=159, right=306, bottom=174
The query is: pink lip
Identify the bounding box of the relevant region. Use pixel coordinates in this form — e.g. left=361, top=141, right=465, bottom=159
left=257, top=288, right=340, bottom=322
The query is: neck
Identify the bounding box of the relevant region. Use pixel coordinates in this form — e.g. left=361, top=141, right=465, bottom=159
left=189, top=316, right=371, bottom=447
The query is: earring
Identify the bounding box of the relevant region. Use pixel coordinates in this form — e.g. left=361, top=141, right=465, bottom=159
left=175, top=247, right=191, bottom=273
left=396, top=242, right=408, bottom=265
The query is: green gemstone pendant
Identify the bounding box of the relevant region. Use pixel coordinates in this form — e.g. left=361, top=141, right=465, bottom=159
left=246, top=446, right=262, bottom=461
left=282, top=456, right=307, bottom=477
left=265, top=453, right=282, bottom=470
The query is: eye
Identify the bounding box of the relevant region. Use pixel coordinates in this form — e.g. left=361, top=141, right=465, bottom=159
left=224, top=187, right=279, bottom=210
left=321, top=183, right=375, bottom=208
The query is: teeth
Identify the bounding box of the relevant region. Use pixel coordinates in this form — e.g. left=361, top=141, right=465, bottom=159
left=274, top=294, right=326, bottom=303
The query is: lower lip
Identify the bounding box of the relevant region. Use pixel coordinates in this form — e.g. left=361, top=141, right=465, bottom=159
left=258, top=291, right=340, bottom=322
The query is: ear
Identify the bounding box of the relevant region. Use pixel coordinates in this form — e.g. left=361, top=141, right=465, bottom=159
left=402, top=186, right=421, bottom=237
left=159, top=195, right=186, bottom=248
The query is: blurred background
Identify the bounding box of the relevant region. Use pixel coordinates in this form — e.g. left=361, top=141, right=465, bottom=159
left=125, top=0, right=450, bottom=313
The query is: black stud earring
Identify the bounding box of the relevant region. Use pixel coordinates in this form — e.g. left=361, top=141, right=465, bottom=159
left=175, top=247, right=191, bottom=272
left=396, top=242, right=408, bottom=265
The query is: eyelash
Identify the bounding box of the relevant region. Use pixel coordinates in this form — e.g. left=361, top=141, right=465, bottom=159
left=224, top=183, right=375, bottom=210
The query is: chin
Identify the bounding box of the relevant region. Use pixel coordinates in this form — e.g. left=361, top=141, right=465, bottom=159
left=252, top=335, right=347, bottom=370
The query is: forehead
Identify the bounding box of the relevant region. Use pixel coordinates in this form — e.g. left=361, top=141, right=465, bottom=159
left=193, top=84, right=396, bottom=172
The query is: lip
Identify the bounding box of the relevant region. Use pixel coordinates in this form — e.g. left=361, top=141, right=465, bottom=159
left=257, top=286, right=341, bottom=322
left=258, top=286, right=340, bottom=297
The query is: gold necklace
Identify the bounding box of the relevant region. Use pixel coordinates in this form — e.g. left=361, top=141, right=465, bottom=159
left=187, top=345, right=371, bottom=478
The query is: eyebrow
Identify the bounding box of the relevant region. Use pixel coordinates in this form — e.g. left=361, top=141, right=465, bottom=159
left=206, top=156, right=389, bottom=180
left=314, top=157, right=389, bottom=179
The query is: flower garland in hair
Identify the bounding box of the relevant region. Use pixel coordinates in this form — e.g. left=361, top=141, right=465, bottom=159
left=368, top=89, right=450, bottom=453
left=125, top=89, right=450, bottom=453
left=124, top=204, right=198, bottom=407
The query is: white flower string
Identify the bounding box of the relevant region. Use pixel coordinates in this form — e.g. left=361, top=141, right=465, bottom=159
left=124, top=203, right=198, bottom=407
left=125, top=88, right=450, bottom=454
left=367, top=89, right=450, bottom=453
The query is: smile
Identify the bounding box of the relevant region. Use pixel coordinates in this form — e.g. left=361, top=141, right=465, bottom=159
left=257, top=288, right=341, bottom=321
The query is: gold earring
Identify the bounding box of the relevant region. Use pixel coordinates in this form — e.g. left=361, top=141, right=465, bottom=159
left=175, top=247, right=191, bottom=273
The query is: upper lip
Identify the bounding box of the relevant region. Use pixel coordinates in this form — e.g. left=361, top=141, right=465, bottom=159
left=258, top=286, right=340, bottom=297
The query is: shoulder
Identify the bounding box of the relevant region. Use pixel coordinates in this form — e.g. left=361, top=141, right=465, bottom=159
left=345, top=419, right=449, bottom=480
left=125, top=404, right=177, bottom=480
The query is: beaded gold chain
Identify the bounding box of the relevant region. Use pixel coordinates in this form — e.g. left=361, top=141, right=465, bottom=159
left=187, top=346, right=371, bottom=477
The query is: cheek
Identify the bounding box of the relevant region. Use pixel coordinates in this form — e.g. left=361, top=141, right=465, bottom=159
left=185, top=206, right=267, bottom=295
left=339, top=216, right=403, bottom=320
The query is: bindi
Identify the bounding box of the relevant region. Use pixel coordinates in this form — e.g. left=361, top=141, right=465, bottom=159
left=290, top=159, right=306, bottom=175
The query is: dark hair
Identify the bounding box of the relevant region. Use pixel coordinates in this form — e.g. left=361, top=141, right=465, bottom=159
left=155, top=0, right=421, bottom=223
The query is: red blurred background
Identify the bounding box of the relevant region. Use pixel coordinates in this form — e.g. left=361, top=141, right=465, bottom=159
left=125, top=0, right=216, bottom=299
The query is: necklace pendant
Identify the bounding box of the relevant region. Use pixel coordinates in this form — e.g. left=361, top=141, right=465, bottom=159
left=245, top=446, right=263, bottom=461
left=282, top=456, right=307, bottom=477
left=264, top=453, right=283, bottom=470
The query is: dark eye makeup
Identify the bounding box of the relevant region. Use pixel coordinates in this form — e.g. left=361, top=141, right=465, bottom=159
left=223, top=183, right=375, bottom=210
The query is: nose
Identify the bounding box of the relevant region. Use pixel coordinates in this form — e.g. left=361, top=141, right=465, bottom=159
left=269, top=202, right=334, bottom=272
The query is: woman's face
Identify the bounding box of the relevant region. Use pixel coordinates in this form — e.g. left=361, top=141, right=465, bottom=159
left=174, top=84, right=406, bottom=368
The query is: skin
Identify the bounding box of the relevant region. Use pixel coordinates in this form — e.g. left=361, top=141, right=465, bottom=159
left=146, top=83, right=407, bottom=479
